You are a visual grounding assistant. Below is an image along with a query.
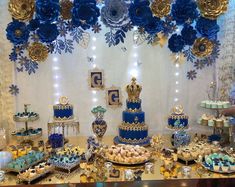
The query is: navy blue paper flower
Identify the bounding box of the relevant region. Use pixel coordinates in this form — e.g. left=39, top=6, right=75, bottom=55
left=171, top=0, right=198, bottom=25
left=72, top=0, right=100, bottom=30
left=168, top=34, right=185, bottom=53
left=101, top=0, right=130, bottom=29
left=196, top=17, right=220, bottom=39
left=36, top=0, right=60, bottom=23
left=181, top=25, right=197, bottom=45
left=37, top=23, right=59, bottom=43
left=9, top=84, right=19, bottom=96
left=129, top=0, right=152, bottom=27
left=28, top=19, right=40, bottom=31
left=145, top=17, right=163, bottom=35
left=6, top=20, right=30, bottom=45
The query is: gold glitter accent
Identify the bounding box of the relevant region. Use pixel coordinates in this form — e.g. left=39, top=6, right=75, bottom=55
left=151, top=0, right=171, bottom=18
left=192, top=38, right=214, bottom=58
left=8, top=0, right=35, bottom=21
left=60, top=0, right=73, bottom=20
left=14, top=29, right=22, bottom=37
left=28, top=42, right=48, bottom=62
left=197, top=0, right=228, bottom=20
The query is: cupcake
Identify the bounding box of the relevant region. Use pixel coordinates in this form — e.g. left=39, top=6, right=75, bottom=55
left=208, top=119, right=214, bottom=127
left=230, top=163, right=235, bottom=171
left=221, top=164, right=229, bottom=172
left=213, top=164, right=220, bottom=172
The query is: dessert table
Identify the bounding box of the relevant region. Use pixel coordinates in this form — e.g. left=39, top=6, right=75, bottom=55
left=1, top=135, right=235, bottom=186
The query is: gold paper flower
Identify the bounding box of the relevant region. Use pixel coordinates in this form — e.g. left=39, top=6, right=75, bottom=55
left=60, top=0, right=73, bottom=20
left=151, top=0, right=171, bottom=18
left=8, top=0, right=35, bottom=21
left=192, top=38, right=214, bottom=58
left=197, top=0, right=228, bottom=20
left=28, top=42, right=48, bottom=62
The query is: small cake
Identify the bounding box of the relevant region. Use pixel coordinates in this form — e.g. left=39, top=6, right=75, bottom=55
left=168, top=105, right=188, bottom=129
left=213, top=164, right=220, bottom=172
left=53, top=96, right=74, bottom=120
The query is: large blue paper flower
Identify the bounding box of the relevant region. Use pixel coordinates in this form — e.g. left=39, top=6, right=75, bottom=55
left=36, top=0, right=60, bottom=23
left=6, top=20, right=30, bottom=45
left=101, top=0, right=130, bottom=29
left=145, top=17, right=163, bottom=35
left=181, top=25, right=197, bottom=45
left=37, top=23, right=59, bottom=43
left=28, top=19, right=40, bottom=31
left=72, top=0, right=100, bottom=30
left=196, top=17, right=220, bottom=39
left=129, top=0, right=152, bottom=27
left=171, top=0, right=199, bottom=25
left=168, top=34, right=185, bottom=53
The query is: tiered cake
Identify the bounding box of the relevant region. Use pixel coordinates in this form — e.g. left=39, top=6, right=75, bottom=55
left=53, top=96, right=74, bottom=120
left=114, top=78, right=150, bottom=146
left=168, top=105, right=188, bottom=129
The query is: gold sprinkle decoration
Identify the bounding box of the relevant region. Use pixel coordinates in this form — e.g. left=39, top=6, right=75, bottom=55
left=192, top=38, right=214, bottom=58
left=8, top=0, right=35, bottom=21
left=197, top=0, right=229, bottom=20
left=60, top=0, right=73, bottom=20
left=28, top=42, right=48, bottom=62
left=151, top=0, right=171, bottom=18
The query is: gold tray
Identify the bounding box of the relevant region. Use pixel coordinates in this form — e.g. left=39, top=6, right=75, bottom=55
left=17, top=167, right=54, bottom=184
left=13, top=115, right=39, bottom=123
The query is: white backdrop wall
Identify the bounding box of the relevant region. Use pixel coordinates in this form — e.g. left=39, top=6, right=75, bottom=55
left=2, top=0, right=234, bottom=138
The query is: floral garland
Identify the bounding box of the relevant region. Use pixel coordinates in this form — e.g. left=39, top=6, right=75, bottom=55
left=6, top=0, right=228, bottom=80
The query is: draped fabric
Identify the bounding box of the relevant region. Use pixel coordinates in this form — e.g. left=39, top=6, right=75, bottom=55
left=0, top=0, right=15, bottom=142
left=0, top=0, right=234, bottom=138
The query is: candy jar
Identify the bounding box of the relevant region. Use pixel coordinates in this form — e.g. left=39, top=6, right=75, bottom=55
left=91, top=106, right=107, bottom=141
left=172, top=130, right=190, bottom=148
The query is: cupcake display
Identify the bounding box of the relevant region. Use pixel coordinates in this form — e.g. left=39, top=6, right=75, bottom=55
left=203, top=153, right=235, bottom=173
left=48, top=146, right=83, bottom=171
left=200, top=100, right=231, bottom=109
left=198, top=114, right=230, bottom=128
left=5, top=151, right=45, bottom=172
left=18, top=162, right=53, bottom=184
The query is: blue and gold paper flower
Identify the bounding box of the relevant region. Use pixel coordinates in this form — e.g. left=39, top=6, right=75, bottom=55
left=6, top=20, right=30, bottom=45
left=171, top=0, right=198, bottom=25
left=72, top=0, right=100, bottom=30
left=101, top=0, right=130, bottom=29
left=168, top=34, right=185, bottom=53
left=36, top=0, right=60, bottom=23
left=196, top=17, right=220, bottom=39
left=37, top=23, right=59, bottom=43
left=181, top=25, right=197, bottom=45
left=129, top=0, right=152, bottom=27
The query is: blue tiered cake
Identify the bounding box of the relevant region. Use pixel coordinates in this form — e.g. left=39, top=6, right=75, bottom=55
left=114, top=78, right=150, bottom=146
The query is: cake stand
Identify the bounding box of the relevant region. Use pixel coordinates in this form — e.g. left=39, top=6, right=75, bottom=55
left=47, top=117, right=80, bottom=144
left=198, top=104, right=232, bottom=138
left=12, top=104, right=41, bottom=145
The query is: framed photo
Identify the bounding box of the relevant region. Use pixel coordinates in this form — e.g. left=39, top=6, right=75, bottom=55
left=106, top=86, right=122, bottom=108
left=88, top=68, right=105, bottom=90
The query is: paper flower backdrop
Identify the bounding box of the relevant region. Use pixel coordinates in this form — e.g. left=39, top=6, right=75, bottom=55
left=6, top=0, right=229, bottom=80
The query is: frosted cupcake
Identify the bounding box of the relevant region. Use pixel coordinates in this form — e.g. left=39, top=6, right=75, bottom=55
left=208, top=119, right=214, bottom=127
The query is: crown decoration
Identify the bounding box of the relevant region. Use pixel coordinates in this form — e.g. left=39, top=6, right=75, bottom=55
left=126, top=77, right=142, bottom=101
left=59, top=96, right=69, bottom=105
left=172, top=105, right=184, bottom=115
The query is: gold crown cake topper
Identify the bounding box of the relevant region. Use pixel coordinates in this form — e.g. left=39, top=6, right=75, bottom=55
left=172, top=105, right=184, bottom=115
left=59, top=96, right=69, bottom=105
left=126, top=77, right=142, bottom=101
